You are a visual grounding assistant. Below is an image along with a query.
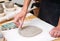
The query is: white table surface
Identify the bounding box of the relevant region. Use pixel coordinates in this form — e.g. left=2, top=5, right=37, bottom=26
left=2, top=13, right=56, bottom=41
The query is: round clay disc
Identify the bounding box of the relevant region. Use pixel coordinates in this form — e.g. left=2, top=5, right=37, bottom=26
left=18, top=26, right=42, bottom=37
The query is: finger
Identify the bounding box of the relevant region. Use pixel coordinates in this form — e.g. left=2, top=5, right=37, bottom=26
left=13, top=19, right=19, bottom=26
left=13, top=20, right=20, bottom=27
left=18, top=17, right=25, bottom=28
left=13, top=17, right=18, bottom=23
left=50, top=30, right=55, bottom=37
left=57, top=32, right=60, bottom=37
left=15, top=22, right=20, bottom=27
left=19, top=19, right=23, bottom=28
left=19, top=20, right=22, bottom=28
left=53, top=31, right=58, bottom=38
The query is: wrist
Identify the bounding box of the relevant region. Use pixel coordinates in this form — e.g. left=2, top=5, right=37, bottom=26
left=22, top=6, right=28, bottom=12
left=57, top=24, right=60, bottom=28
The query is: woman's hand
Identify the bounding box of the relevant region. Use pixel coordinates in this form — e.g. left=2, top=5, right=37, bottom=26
left=13, top=10, right=27, bottom=28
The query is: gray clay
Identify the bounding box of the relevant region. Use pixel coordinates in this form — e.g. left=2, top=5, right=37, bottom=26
left=5, top=2, right=14, bottom=8
left=18, top=26, right=42, bottom=37
left=0, top=4, right=4, bottom=13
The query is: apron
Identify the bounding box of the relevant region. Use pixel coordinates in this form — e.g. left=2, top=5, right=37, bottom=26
left=38, top=0, right=60, bottom=26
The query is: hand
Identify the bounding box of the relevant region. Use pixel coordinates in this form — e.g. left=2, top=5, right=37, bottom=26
left=50, top=26, right=60, bottom=38
left=13, top=10, right=27, bottom=28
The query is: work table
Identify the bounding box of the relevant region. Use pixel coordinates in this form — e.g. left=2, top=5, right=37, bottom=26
left=0, top=13, right=56, bottom=41
left=0, top=3, right=57, bottom=41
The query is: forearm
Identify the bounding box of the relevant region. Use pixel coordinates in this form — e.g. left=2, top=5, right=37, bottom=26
left=57, top=18, right=60, bottom=27
left=22, top=0, right=31, bottom=11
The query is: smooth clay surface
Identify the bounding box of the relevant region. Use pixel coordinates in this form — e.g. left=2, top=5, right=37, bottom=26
left=18, top=26, right=42, bottom=37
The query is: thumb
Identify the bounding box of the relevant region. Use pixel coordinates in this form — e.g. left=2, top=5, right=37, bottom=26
left=13, top=16, right=20, bottom=27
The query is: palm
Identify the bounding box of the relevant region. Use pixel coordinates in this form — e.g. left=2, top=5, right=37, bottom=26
left=13, top=10, right=26, bottom=28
